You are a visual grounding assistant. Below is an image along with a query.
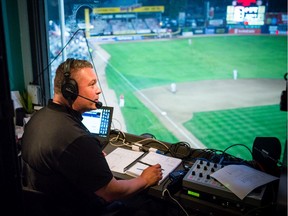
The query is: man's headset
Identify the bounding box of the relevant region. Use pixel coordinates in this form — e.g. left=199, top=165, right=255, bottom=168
left=61, top=58, right=102, bottom=108
left=61, top=58, right=78, bottom=101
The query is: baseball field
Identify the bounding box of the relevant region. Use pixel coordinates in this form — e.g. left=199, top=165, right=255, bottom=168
left=94, top=35, right=287, bottom=161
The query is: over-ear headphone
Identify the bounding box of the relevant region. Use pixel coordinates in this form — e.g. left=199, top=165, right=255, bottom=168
left=252, top=137, right=282, bottom=176
left=61, top=58, right=78, bottom=101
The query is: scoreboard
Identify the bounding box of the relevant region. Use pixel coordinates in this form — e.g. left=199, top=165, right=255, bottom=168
left=226, top=5, right=266, bottom=25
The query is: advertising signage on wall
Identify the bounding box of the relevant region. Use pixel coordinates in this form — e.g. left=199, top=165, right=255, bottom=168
left=229, top=28, right=261, bottom=34
left=93, top=6, right=164, bottom=14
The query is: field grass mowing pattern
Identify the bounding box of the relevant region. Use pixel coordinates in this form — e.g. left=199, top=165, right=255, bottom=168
left=183, top=105, right=286, bottom=161
left=101, top=35, right=287, bottom=161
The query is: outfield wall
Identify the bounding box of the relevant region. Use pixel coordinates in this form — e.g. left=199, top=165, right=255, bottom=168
left=90, top=24, right=287, bottom=42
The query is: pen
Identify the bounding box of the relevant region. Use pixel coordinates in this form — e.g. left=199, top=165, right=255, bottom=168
left=139, top=161, right=164, bottom=171
left=123, top=153, right=148, bottom=172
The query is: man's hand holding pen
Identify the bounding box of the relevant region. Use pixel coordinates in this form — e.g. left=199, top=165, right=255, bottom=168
left=140, top=163, right=163, bottom=187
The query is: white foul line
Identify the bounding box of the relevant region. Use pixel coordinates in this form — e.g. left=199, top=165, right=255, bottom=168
left=96, top=49, right=202, bottom=148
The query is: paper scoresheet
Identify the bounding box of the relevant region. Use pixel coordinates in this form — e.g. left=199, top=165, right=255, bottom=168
left=105, top=148, right=182, bottom=184
left=105, top=148, right=144, bottom=174
left=211, top=164, right=279, bottom=199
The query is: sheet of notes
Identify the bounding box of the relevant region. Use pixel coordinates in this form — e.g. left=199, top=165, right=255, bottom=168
left=105, top=148, right=144, bottom=174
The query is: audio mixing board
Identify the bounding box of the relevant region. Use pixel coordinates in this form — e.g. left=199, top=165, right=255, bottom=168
left=182, top=159, right=268, bottom=213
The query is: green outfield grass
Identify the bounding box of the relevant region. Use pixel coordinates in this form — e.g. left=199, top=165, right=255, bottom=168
left=183, top=105, right=286, bottom=161
left=100, top=35, right=287, bottom=161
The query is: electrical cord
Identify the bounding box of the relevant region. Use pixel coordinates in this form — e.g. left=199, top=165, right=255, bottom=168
left=109, top=129, right=172, bottom=154
left=109, top=129, right=132, bottom=148
left=161, top=178, right=171, bottom=192
left=35, top=28, right=107, bottom=106
left=37, top=29, right=84, bottom=85
left=162, top=188, right=189, bottom=216
left=223, top=143, right=253, bottom=157
left=136, top=137, right=170, bottom=153
left=217, top=143, right=252, bottom=165
left=111, top=117, right=123, bottom=131
left=183, top=144, right=254, bottom=169
left=83, top=30, right=108, bottom=106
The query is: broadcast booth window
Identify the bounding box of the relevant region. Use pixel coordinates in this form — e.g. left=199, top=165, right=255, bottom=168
left=45, top=0, right=287, bottom=162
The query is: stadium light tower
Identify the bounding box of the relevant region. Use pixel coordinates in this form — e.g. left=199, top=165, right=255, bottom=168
left=58, top=0, right=66, bottom=61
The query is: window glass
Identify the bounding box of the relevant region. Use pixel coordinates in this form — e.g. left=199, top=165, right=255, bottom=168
left=46, top=0, right=287, bottom=162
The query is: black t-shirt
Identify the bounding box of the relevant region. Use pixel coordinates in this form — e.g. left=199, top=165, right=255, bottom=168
left=21, top=100, right=113, bottom=214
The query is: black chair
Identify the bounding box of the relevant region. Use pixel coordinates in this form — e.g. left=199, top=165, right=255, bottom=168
left=20, top=158, right=123, bottom=216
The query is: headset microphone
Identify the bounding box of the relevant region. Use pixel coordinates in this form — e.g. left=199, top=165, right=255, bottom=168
left=96, top=101, right=103, bottom=109
left=77, top=94, right=103, bottom=109
left=64, top=88, right=103, bottom=108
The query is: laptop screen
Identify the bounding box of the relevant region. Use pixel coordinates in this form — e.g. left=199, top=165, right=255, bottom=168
left=82, top=106, right=114, bottom=141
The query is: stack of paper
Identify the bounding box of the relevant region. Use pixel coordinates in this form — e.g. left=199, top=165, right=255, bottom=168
left=106, top=148, right=182, bottom=184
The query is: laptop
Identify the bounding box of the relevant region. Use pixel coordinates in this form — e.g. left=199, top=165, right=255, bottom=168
left=82, top=106, right=114, bottom=147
